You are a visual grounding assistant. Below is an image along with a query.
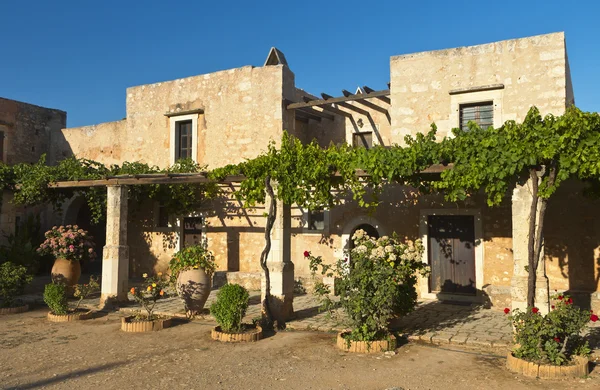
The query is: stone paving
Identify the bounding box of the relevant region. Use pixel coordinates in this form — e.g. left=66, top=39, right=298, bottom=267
left=18, top=287, right=516, bottom=350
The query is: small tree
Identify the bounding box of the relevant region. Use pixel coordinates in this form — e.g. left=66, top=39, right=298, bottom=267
left=437, top=107, right=600, bottom=307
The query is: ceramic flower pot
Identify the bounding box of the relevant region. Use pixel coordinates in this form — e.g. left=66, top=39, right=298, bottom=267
left=176, top=268, right=212, bottom=315
left=51, top=258, right=81, bottom=290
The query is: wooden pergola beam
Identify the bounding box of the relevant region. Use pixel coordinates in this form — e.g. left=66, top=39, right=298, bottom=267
left=341, top=90, right=389, bottom=114
left=321, top=93, right=370, bottom=117
left=48, top=164, right=451, bottom=189
left=297, top=107, right=335, bottom=121
left=287, top=89, right=390, bottom=110
left=295, top=110, right=322, bottom=122
left=363, top=86, right=391, bottom=104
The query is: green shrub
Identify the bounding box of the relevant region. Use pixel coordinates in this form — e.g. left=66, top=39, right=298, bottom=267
left=43, top=282, right=69, bottom=315
left=210, top=284, right=250, bottom=333
left=0, top=262, right=33, bottom=307
left=0, top=215, right=44, bottom=274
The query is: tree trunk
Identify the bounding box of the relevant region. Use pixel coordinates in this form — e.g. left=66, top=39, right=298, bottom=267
left=527, top=168, right=539, bottom=308
left=526, top=165, right=556, bottom=308
left=260, top=175, right=277, bottom=330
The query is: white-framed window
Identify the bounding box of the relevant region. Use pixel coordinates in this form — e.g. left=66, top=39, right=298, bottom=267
left=169, top=113, right=198, bottom=165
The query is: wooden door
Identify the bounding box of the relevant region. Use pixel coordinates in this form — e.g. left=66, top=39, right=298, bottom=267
left=428, top=215, right=476, bottom=295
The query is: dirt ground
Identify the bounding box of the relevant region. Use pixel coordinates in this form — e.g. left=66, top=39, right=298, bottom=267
left=1, top=308, right=599, bottom=390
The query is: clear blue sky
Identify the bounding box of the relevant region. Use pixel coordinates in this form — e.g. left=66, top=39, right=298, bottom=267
left=1, top=0, right=597, bottom=127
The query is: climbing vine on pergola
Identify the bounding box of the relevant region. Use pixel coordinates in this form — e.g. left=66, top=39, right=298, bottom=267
left=2, top=106, right=599, bottom=319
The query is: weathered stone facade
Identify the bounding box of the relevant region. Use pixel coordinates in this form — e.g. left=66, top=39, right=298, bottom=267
left=0, top=98, right=66, bottom=243
left=34, top=32, right=600, bottom=312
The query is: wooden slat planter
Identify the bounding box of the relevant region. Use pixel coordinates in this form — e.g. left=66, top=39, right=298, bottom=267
left=211, top=325, right=263, bottom=342
left=121, top=316, right=172, bottom=332
left=0, top=304, right=29, bottom=315
left=506, top=353, right=589, bottom=378
left=47, top=309, right=94, bottom=322
left=336, top=332, right=397, bottom=354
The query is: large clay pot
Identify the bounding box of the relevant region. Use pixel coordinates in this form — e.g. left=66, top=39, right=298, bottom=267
left=176, top=268, right=211, bottom=314
left=51, top=258, right=81, bottom=288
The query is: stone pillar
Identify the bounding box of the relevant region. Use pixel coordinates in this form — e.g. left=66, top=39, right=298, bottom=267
left=99, top=186, right=130, bottom=309
left=511, top=177, right=550, bottom=314
left=261, top=193, right=294, bottom=324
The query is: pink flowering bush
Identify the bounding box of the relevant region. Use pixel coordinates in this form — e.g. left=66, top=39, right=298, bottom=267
left=37, top=225, right=96, bottom=262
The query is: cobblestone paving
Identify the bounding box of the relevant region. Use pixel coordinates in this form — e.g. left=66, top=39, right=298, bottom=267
left=19, top=288, right=514, bottom=349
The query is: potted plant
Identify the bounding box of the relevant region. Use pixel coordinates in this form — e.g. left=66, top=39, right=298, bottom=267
left=308, top=229, right=428, bottom=353
left=170, top=243, right=216, bottom=316
left=505, top=293, right=597, bottom=378
left=38, top=225, right=96, bottom=291
left=210, top=283, right=262, bottom=342
left=122, top=273, right=171, bottom=332
left=44, top=276, right=99, bottom=322
left=0, top=262, right=33, bottom=314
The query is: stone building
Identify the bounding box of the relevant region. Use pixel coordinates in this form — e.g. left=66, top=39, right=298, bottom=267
left=0, top=98, right=66, bottom=243
left=46, top=31, right=600, bottom=313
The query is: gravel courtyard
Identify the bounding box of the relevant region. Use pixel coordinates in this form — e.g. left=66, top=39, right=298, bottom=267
left=1, top=307, right=599, bottom=390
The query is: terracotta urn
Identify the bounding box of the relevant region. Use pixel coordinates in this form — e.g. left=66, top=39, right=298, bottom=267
left=176, top=268, right=212, bottom=314
left=51, top=258, right=81, bottom=289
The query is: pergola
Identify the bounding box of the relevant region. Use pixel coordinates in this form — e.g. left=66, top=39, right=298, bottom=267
left=286, top=85, right=390, bottom=123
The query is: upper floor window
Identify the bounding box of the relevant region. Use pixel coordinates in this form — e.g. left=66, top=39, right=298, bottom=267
left=168, top=113, right=199, bottom=165
left=459, top=102, right=493, bottom=131
left=176, top=120, right=193, bottom=160
left=352, top=132, right=373, bottom=148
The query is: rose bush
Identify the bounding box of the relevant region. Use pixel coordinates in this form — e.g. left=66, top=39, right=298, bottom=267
left=507, top=293, right=595, bottom=366
left=130, top=273, right=169, bottom=320
left=37, top=225, right=96, bottom=262
left=308, top=229, right=428, bottom=342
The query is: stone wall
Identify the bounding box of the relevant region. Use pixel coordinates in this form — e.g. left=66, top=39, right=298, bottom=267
left=0, top=98, right=66, bottom=242
left=56, top=120, right=127, bottom=165
left=390, top=32, right=569, bottom=142
left=0, top=97, right=66, bottom=165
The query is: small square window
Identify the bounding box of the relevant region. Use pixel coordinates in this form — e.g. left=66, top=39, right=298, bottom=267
left=307, top=210, right=325, bottom=231
left=460, top=102, right=493, bottom=131
left=352, top=132, right=372, bottom=148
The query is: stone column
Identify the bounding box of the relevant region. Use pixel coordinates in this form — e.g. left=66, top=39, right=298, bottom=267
left=99, top=185, right=130, bottom=309
left=511, top=177, right=550, bottom=314
left=261, top=193, right=294, bottom=324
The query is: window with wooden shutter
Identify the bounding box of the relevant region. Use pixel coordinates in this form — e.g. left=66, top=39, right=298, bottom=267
left=352, top=132, right=373, bottom=148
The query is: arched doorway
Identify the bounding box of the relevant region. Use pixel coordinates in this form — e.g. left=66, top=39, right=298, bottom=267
left=349, top=223, right=380, bottom=250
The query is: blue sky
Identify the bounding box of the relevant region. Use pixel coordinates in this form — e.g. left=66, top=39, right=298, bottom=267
left=1, top=0, right=597, bottom=127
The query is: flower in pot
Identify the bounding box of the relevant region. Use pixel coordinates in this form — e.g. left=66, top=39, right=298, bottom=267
left=124, top=273, right=170, bottom=332
left=0, top=262, right=33, bottom=314
left=210, top=283, right=261, bottom=342
left=38, top=225, right=96, bottom=291
left=308, top=229, right=428, bottom=352
left=44, top=276, right=99, bottom=321
left=170, top=243, right=216, bottom=316
left=505, top=293, right=596, bottom=377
